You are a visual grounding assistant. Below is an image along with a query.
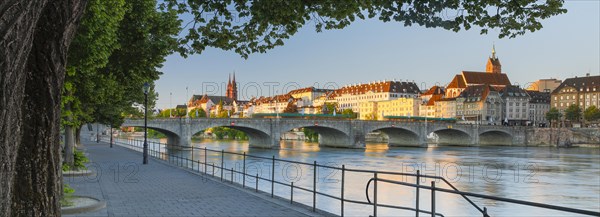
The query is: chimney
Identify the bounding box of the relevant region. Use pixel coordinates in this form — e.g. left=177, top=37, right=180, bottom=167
left=586, top=73, right=590, bottom=77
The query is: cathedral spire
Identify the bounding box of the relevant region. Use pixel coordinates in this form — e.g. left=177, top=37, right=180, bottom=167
left=492, top=44, right=496, bottom=59
left=228, top=74, right=231, bottom=86
left=232, top=71, right=236, bottom=84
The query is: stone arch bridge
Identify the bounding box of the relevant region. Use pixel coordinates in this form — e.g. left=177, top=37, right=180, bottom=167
left=122, top=118, right=526, bottom=148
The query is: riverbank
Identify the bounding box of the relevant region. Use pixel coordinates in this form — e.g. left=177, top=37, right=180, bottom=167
left=526, top=127, right=600, bottom=147
left=64, top=139, right=318, bottom=216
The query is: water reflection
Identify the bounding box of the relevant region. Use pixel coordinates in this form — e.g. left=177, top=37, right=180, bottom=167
left=121, top=137, right=599, bottom=216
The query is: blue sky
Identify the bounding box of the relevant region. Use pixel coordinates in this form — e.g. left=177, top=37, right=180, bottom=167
left=156, top=1, right=599, bottom=109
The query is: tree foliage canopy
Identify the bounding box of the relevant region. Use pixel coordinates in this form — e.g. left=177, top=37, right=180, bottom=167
left=564, top=104, right=582, bottom=122
left=584, top=105, right=600, bottom=122
left=161, top=0, right=567, bottom=58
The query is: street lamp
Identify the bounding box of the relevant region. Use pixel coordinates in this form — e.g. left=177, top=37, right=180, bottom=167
left=143, top=82, right=150, bottom=165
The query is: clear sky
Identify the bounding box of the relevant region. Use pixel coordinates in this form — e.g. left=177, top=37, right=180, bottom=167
left=155, top=1, right=599, bottom=109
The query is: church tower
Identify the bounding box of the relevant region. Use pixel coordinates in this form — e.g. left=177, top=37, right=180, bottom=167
left=226, top=72, right=238, bottom=100
left=486, top=45, right=502, bottom=73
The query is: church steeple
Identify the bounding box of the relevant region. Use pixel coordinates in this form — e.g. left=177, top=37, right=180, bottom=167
left=486, top=45, right=501, bottom=73
left=226, top=72, right=238, bottom=100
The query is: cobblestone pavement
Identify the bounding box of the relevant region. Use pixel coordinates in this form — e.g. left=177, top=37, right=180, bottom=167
left=64, top=139, right=311, bottom=217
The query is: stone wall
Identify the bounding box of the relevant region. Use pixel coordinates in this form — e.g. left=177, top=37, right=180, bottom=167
left=526, top=128, right=600, bottom=147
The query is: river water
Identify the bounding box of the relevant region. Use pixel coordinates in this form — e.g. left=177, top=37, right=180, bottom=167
left=118, top=137, right=599, bottom=217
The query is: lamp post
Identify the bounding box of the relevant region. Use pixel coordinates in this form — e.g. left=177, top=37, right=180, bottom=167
left=143, top=82, right=150, bottom=165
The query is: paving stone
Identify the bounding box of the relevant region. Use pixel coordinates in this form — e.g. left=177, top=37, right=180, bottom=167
left=65, top=139, right=310, bottom=217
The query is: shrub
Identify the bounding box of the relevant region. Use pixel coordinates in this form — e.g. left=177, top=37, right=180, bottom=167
left=60, top=184, right=75, bottom=207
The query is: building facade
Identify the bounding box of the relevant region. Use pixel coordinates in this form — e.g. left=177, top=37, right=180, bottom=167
left=526, top=78, right=562, bottom=93
left=527, top=90, right=551, bottom=126
left=333, top=80, right=421, bottom=114
left=455, top=84, right=503, bottom=125
left=359, top=97, right=419, bottom=120
left=551, top=75, right=600, bottom=111
left=499, top=85, right=530, bottom=125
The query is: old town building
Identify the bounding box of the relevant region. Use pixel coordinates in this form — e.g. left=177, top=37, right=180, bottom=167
left=334, top=80, right=421, bottom=114
left=455, top=84, right=503, bottom=125
left=434, top=98, right=457, bottom=119
left=445, top=47, right=511, bottom=98
left=526, top=78, right=562, bottom=93
left=551, top=74, right=600, bottom=111
left=419, top=86, right=445, bottom=118
left=499, top=85, right=530, bottom=125
left=527, top=90, right=551, bottom=126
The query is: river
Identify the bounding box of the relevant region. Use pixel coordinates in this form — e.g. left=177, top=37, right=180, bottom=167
left=117, top=137, right=600, bottom=216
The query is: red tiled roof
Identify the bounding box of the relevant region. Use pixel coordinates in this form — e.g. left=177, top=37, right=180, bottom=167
left=461, top=71, right=511, bottom=86
left=422, top=86, right=445, bottom=95
left=551, top=75, right=600, bottom=94
left=426, top=94, right=444, bottom=106
left=335, top=81, right=420, bottom=96
left=447, top=75, right=466, bottom=89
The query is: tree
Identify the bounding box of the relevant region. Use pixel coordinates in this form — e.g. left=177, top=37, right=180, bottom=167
left=0, top=0, right=568, bottom=215
left=188, top=108, right=207, bottom=118
left=341, top=109, right=357, bottom=119
left=564, top=104, right=582, bottom=123
left=62, top=0, right=127, bottom=168
left=584, top=105, right=600, bottom=122
left=546, top=107, right=562, bottom=127
left=164, top=1, right=567, bottom=58
left=303, top=128, right=318, bottom=142
left=322, top=102, right=338, bottom=114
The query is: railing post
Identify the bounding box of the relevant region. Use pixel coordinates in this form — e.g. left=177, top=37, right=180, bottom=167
left=271, top=155, right=275, bottom=198
left=221, top=150, right=224, bottom=182
left=212, top=163, right=215, bottom=177
left=483, top=207, right=488, bottom=217
left=313, top=161, right=317, bottom=212
left=204, top=147, right=207, bottom=174
left=191, top=146, right=194, bottom=170
left=290, top=181, right=294, bottom=204
left=255, top=173, right=259, bottom=192
left=431, top=181, right=436, bottom=217
left=416, top=170, right=420, bottom=217
left=341, top=165, right=345, bottom=217
left=231, top=167, right=234, bottom=183
left=243, top=152, right=246, bottom=188
left=374, top=172, right=378, bottom=217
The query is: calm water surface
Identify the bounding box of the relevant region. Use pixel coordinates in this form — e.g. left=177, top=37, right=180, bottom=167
left=120, top=137, right=600, bottom=217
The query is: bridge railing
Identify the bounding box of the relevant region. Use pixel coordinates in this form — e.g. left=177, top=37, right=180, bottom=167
left=103, top=137, right=599, bottom=217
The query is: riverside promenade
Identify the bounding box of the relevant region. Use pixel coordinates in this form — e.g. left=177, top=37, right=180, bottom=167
left=64, top=139, right=313, bottom=216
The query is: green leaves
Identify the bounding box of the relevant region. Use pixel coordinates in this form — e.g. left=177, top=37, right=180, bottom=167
left=546, top=107, right=562, bottom=123
left=163, top=0, right=566, bottom=59
left=583, top=105, right=600, bottom=122
left=565, top=104, right=582, bottom=122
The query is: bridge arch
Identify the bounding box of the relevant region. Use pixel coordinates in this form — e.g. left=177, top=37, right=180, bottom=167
left=280, top=124, right=351, bottom=148
left=122, top=123, right=182, bottom=147
left=430, top=128, right=472, bottom=146
left=369, top=127, right=422, bottom=147
left=190, top=122, right=274, bottom=148
left=479, top=130, right=513, bottom=146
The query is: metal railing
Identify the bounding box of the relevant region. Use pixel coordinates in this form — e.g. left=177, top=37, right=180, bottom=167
left=105, top=137, right=600, bottom=217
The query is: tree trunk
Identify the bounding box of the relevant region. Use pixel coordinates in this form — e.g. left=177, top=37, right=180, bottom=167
left=64, top=127, right=75, bottom=168
left=75, top=126, right=82, bottom=146
left=0, top=0, right=86, bottom=216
